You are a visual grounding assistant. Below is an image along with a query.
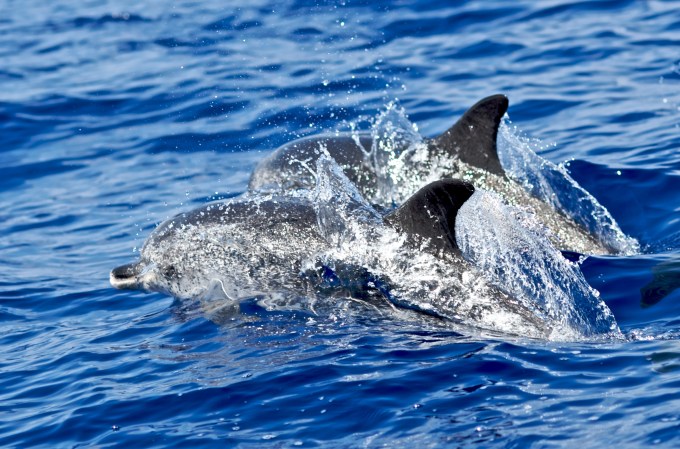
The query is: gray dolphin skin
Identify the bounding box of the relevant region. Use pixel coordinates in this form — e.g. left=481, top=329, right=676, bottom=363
left=640, top=256, right=680, bottom=307
left=110, top=181, right=476, bottom=298
left=111, top=179, right=555, bottom=336
left=110, top=197, right=326, bottom=299
left=249, top=95, right=508, bottom=194
left=384, top=179, right=475, bottom=256
left=248, top=95, right=615, bottom=255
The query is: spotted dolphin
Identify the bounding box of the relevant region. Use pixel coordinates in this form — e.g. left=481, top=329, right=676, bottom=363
left=110, top=179, right=478, bottom=301
left=111, top=177, right=553, bottom=336
left=249, top=95, right=630, bottom=255
left=249, top=95, right=508, bottom=194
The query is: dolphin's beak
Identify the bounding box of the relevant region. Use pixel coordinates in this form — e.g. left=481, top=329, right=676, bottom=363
left=110, top=262, right=143, bottom=290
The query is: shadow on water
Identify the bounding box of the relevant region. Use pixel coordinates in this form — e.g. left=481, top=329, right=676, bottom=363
left=582, top=254, right=680, bottom=334
left=641, top=255, right=680, bottom=308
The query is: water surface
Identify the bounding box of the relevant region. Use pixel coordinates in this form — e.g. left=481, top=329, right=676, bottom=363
left=1, top=1, right=680, bottom=447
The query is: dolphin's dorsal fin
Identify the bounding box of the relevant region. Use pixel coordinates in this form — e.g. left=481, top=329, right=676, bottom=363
left=434, top=94, right=509, bottom=177
left=384, top=179, right=475, bottom=254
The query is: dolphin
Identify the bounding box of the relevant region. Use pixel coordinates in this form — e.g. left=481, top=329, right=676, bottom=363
left=111, top=156, right=619, bottom=340
left=248, top=95, right=624, bottom=256
left=110, top=180, right=477, bottom=301
left=249, top=94, right=508, bottom=195
left=110, top=178, right=547, bottom=336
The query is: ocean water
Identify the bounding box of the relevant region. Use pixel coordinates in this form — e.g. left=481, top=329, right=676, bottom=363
left=2, top=0, right=680, bottom=447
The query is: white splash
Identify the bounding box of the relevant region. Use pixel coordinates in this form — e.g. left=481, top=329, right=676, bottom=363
left=311, top=154, right=620, bottom=340
left=368, top=101, right=426, bottom=205
left=314, top=149, right=382, bottom=247
left=455, top=190, right=622, bottom=340
left=497, top=120, right=639, bottom=255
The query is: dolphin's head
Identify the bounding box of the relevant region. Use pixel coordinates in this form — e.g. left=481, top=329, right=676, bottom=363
left=109, top=252, right=182, bottom=296
left=110, top=211, right=209, bottom=298
left=384, top=179, right=476, bottom=255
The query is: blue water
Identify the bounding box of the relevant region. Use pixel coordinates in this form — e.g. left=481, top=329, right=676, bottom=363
left=2, top=0, right=680, bottom=447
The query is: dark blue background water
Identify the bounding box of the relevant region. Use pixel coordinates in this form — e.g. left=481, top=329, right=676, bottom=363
left=2, top=1, right=680, bottom=447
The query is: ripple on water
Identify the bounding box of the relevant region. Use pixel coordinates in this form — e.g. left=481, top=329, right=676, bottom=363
left=1, top=0, right=680, bottom=448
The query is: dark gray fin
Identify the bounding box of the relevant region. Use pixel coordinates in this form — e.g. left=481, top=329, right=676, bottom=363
left=434, top=94, right=509, bottom=177
left=384, top=179, right=475, bottom=254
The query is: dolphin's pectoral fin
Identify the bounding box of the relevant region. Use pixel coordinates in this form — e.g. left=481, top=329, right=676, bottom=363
left=203, top=301, right=241, bottom=324
left=640, top=260, right=680, bottom=308
left=434, top=94, right=509, bottom=177
left=384, top=179, right=475, bottom=255
left=200, top=279, right=241, bottom=323
left=199, top=279, right=235, bottom=302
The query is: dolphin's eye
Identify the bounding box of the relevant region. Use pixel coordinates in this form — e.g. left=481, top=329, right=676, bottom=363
left=163, top=265, right=177, bottom=278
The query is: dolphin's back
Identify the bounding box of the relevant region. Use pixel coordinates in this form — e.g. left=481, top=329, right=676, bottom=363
left=249, top=135, right=375, bottom=193
left=145, top=197, right=325, bottom=255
